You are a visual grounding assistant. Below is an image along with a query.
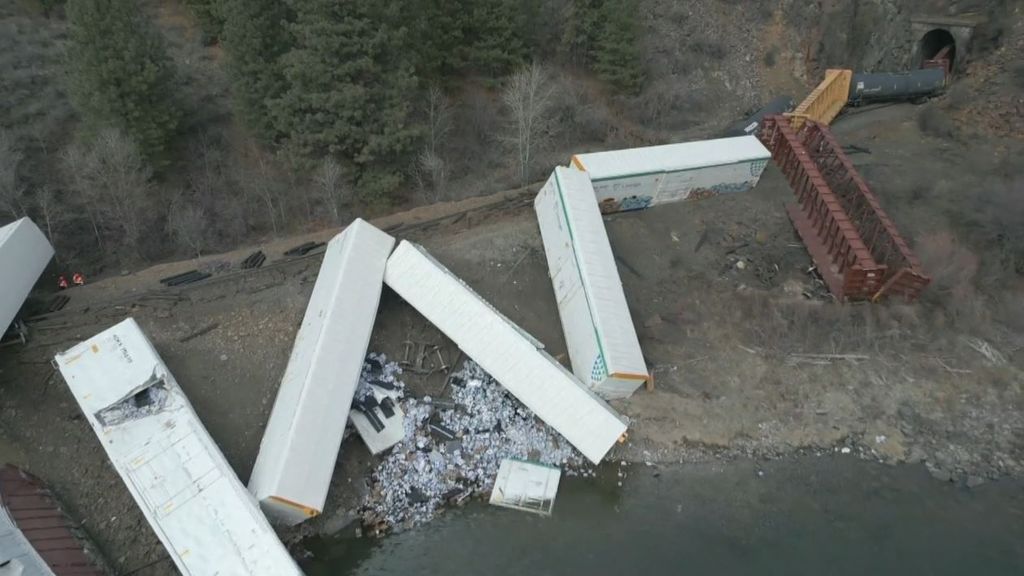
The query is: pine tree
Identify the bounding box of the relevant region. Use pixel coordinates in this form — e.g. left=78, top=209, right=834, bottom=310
left=561, top=0, right=605, bottom=67
left=220, top=0, right=290, bottom=140
left=40, top=0, right=66, bottom=19
left=593, top=0, right=645, bottom=94
left=460, top=0, right=526, bottom=77
left=66, top=0, right=180, bottom=163
left=183, top=0, right=224, bottom=42
left=406, top=0, right=464, bottom=80
left=271, top=0, right=419, bottom=201
left=518, top=0, right=545, bottom=55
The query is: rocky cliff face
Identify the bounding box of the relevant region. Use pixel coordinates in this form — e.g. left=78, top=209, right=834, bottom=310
left=631, top=0, right=928, bottom=135
left=631, top=0, right=1016, bottom=139
left=800, top=0, right=912, bottom=73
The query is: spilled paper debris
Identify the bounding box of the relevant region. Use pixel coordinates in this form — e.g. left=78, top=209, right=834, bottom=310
left=358, top=357, right=592, bottom=533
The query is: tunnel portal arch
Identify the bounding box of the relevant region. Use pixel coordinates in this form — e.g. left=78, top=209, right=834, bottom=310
left=919, top=28, right=957, bottom=72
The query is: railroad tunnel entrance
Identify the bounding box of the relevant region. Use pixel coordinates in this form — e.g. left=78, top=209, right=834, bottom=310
left=909, top=15, right=981, bottom=75
left=919, top=28, right=957, bottom=71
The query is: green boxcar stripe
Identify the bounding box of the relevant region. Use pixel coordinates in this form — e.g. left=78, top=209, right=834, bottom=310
left=553, top=170, right=608, bottom=376
left=587, top=158, right=764, bottom=182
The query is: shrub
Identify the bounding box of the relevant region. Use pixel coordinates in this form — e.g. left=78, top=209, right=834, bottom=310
left=917, top=104, right=955, bottom=139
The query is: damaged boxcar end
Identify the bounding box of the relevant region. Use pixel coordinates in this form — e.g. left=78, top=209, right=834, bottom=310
left=53, top=318, right=303, bottom=576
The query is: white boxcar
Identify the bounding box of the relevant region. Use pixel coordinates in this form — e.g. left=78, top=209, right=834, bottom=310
left=570, top=136, right=771, bottom=213
left=53, top=319, right=303, bottom=576
left=535, top=168, right=648, bottom=399
left=489, top=459, right=561, bottom=516
left=0, top=505, right=55, bottom=576
left=249, top=219, right=395, bottom=525
left=383, top=241, right=627, bottom=464
left=0, top=218, right=54, bottom=335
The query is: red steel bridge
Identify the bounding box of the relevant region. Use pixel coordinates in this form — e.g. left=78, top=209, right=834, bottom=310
left=759, top=115, right=930, bottom=302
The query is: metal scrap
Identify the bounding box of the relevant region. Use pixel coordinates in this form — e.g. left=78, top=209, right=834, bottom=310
left=241, top=250, right=266, bottom=269
left=358, top=359, right=590, bottom=534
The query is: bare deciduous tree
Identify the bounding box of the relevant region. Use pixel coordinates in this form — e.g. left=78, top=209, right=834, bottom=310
left=502, top=62, right=555, bottom=187
left=59, top=143, right=103, bottom=248
left=167, top=193, right=208, bottom=258
left=416, top=150, right=448, bottom=202
left=34, top=185, right=64, bottom=249
left=60, top=128, right=152, bottom=255
left=0, top=129, right=26, bottom=219
left=91, top=129, right=151, bottom=251
left=424, top=86, right=453, bottom=160
left=237, top=145, right=285, bottom=234
left=313, top=157, right=347, bottom=224
left=416, top=86, right=453, bottom=201
left=188, top=133, right=224, bottom=200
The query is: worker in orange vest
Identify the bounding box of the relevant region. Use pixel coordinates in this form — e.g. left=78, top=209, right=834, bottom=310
left=72, top=272, right=85, bottom=287
left=57, top=275, right=69, bottom=290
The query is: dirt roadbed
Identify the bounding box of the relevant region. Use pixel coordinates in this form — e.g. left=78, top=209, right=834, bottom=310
left=0, top=105, right=1021, bottom=574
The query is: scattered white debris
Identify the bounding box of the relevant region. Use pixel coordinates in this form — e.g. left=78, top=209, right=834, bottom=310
left=359, top=360, right=589, bottom=533
left=383, top=240, right=628, bottom=464
left=840, top=447, right=852, bottom=454
left=875, top=435, right=887, bottom=445
left=961, top=336, right=1007, bottom=366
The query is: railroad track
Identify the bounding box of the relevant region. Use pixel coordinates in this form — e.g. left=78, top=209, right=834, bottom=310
left=22, top=189, right=538, bottom=336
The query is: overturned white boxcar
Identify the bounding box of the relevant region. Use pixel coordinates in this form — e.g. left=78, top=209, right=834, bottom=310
left=535, top=168, right=648, bottom=399
left=249, top=219, right=395, bottom=525
left=383, top=241, right=628, bottom=464
left=54, top=318, right=303, bottom=576
left=0, top=218, right=54, bottom=335
left=570, top=136, right=771, bottom=213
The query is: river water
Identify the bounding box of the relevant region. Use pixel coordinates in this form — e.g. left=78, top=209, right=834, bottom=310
left=305, top=457, right=1024, bottom=575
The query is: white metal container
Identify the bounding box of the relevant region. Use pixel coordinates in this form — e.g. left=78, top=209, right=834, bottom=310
left=248, top=219, right=395, bottom=525
left=349, top=384, right=405, bottom=456
left=383, top=241, right=628, bottom=464
left=0, top=504, right=56, bottom=576
left=0, top=218, right=54, bottom=335
left=570, top=136, right=771, bottom=213
left=535, top=168, right=648, bottom=399
left=53, top=318, right=302, bottom=576
left=489, top=459, right=561, bottom=516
